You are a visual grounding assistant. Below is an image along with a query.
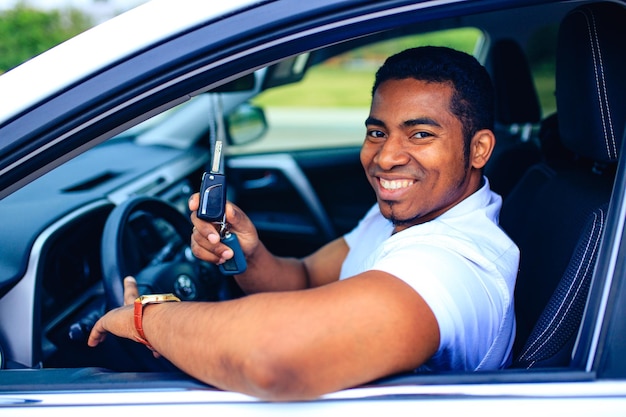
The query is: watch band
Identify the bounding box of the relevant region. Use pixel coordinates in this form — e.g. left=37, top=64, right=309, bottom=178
left=133, top=293, right=181, bottom=350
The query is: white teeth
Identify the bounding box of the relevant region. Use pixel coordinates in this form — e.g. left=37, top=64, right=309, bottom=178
left=380, top=179, right=414, bottom=190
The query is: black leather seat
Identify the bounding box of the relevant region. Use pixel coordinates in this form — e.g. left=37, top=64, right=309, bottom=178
left=499, top=2, right=626, bottom=368
left=514, top=203, right=608, bottom=367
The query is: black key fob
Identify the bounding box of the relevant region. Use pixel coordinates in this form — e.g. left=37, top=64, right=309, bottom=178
left=197, top=171, right=226, bottom=222
left=219, top=232, right=247, bottom=275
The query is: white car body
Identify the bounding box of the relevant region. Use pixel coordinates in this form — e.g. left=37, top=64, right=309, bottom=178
left=0, top=0, right=257, bottom=121
left=0, top=0, right=625, bottom=413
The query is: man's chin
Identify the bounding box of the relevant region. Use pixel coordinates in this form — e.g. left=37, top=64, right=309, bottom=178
left=390, top=215, right=417, bottom=227
left=378, top=202, right=433, bottom=229
left=378, top=201, right=414, bottom=224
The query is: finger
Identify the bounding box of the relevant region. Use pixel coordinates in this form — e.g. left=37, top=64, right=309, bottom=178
left=123, top=276, right=139, bottom=305
left=223, top=202, right=257, bottom=258
left=207, top=228, right=221, bottom=244
left=191, top=226, right=221, bottom=255
left=190, top=211, right=221, bottom=243
left=190, top=201, right=241, bottom=264
left=190, top=235, right=220, bottom=263
left=87, top=318, right=107, bottom=347
left=188, top=192, right=200, bottom=212
left=190, top=233, right=233, bottom=263
left=225, top=201, right=243, bottom=228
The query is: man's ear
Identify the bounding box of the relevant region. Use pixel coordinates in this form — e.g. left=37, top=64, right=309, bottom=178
left=469, top=129, right=496, bottom=169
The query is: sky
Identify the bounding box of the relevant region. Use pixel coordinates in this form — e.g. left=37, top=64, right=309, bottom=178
left=0, top=0, right=147, bottom=21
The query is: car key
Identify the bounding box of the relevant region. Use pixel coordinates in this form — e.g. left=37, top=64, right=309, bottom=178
left=198, top=95, right=247, bottom=275
left=218, top=215, right=247, bottom=275
left=197, top=140, right=226, bottom=222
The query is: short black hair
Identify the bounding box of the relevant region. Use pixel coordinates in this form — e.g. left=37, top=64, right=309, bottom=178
left=372, top=46, right=495, bottom=149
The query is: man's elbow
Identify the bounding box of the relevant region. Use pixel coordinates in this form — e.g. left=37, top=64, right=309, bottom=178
left=241, top=350, right=323, bottom=401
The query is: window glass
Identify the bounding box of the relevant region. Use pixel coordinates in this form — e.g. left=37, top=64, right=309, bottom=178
left=233, top=28, right=482, bottom=154
left=526, top=24, right=559, bottom=118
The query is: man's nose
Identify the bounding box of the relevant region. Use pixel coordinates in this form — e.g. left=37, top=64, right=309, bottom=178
left=375, top=134, right=409, bottom=169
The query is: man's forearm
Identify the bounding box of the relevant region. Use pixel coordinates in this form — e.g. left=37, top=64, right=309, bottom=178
left=138, top=292, right=324, bottom=400
left=233, top=241, right=310, bottom=293
left=233, top=237, right=349, bottom=293
left=139, top=299, right=279, bottom=398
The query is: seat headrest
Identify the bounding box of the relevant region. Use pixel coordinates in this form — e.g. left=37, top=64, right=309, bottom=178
left=489, top=39, right=542, bottom=126
left=556, top=2, right=626, bottom=164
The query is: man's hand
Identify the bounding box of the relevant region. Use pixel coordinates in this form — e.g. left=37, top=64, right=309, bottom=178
left=87, top=276, right=140, bottom=348
left=188, top=194, right=259, bottom=265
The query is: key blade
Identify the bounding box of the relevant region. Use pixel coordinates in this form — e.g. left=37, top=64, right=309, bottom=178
left=210, top=140, right=223, bottom=174
left=209, top=94, right=227, bottom=175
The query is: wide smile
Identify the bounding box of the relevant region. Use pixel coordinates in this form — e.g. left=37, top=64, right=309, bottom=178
left=379, top=178, right=415, bottom=190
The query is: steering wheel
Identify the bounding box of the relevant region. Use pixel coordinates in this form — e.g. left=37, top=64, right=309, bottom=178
left=101, top=195, right=235, bottom=309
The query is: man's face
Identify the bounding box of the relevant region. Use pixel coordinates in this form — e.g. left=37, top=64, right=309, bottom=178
left=360, top=78, right=481, bottom=232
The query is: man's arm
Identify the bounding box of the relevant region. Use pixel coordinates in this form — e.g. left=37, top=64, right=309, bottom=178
left=189, top=195, right=348, bottom=292
left=234, top=236, right=349, bottom=292
left=88, top=272, right=439, bottom=401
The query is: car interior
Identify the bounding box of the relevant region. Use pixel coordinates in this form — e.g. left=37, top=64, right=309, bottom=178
left=0, top=0, right=625, bottom=392
left=496, top=1, right=623, bottom=368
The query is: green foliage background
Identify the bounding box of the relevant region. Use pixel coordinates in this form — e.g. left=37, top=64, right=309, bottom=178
left=0, top=4, right=92, bottom=73
left=254, top=27, right=557, bottom=116
left=254, top=28, right=481, bottom=109
left=0, top=9, right=556, bottom=115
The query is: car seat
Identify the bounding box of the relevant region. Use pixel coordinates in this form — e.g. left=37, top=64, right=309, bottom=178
left=499, top=1, right=626, bottom=368
left=485, top=38, right=542, bottom=199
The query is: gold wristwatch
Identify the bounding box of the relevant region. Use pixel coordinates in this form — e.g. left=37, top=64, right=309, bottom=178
left=133, top=294, right=181, bottom=349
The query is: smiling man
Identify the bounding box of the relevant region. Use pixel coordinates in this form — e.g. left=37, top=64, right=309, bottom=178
left=89, top=46, right=520, bottom=401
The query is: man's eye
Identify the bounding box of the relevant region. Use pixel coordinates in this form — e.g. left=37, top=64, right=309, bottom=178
left=367, top=129, right=386, bottom=139
left=413, top=131, right=433, bottom=139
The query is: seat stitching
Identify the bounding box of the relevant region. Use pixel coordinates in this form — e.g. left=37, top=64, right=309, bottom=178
left=519, top=211, right=604, bottom=362
left=585, top=8, right=617, bottom=159
left=520, top=212, right=602, bottom=363
left=518, top=223, right=595, bottom=361
left=591, top=9, right=617, bottom=159
left=524, top=213, right=603, bottom=356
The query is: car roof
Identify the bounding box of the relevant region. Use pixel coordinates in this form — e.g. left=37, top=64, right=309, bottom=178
left=0, top=0, right=260, bottom=123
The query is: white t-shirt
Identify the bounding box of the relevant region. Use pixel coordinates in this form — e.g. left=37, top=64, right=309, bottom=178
left=340, top=178, right=519, bottom=371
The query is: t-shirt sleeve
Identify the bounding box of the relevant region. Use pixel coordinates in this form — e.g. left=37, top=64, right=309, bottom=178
left=373, top=243, right=506, bottom=370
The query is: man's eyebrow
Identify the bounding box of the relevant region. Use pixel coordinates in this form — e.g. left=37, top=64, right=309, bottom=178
left=403, top=117, right=441, bottom=128
left=365, top=116, right=385, bottom=127
left=364, top=116, right=442, bottom=128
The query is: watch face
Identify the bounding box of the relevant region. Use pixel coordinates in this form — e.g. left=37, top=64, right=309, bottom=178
left=139, top=294, right=181, bottom=304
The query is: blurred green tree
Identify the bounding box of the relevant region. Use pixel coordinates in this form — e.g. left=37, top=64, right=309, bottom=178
left=0, top=4, right=92, bottom=73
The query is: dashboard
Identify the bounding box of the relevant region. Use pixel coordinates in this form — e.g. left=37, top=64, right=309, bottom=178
left=0, top=137, right=208, bottom=369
